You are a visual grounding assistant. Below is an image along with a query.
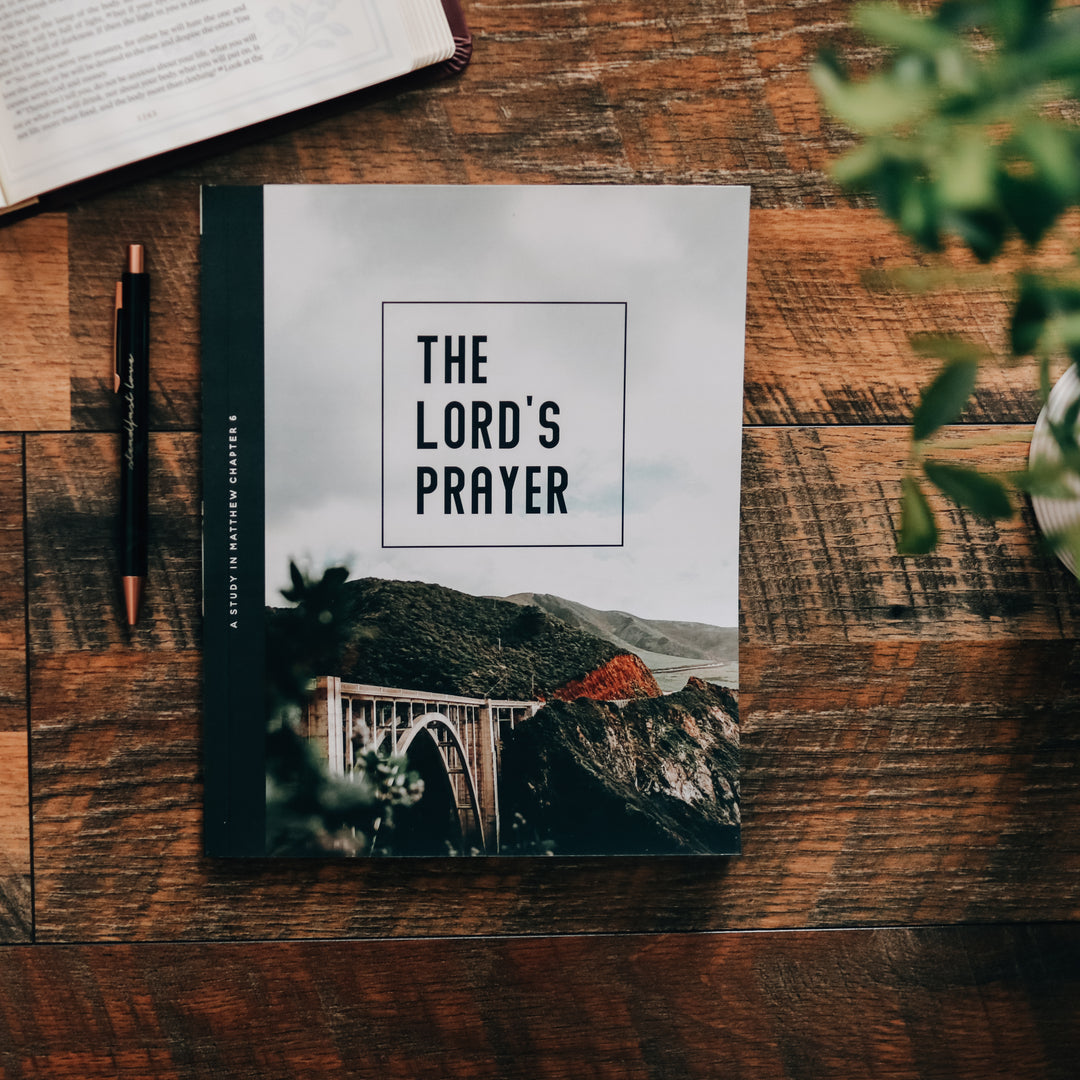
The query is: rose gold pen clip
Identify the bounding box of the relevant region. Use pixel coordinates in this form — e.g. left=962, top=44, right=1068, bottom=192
left=113, top=280, right=123, bottom=393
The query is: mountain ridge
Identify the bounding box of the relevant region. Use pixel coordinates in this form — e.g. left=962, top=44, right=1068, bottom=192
left=501, top=591, right=737, bottom=664
left=269, top=576, right=662, bottom=702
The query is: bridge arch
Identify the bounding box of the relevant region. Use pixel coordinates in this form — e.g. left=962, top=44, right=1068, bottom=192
left=304, top=678, right=541, bottom=854
left=395, top=713, right=487, bottom=853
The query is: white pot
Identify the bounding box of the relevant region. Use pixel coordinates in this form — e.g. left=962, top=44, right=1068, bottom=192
left=1029, top=364, right=1080, bottom=575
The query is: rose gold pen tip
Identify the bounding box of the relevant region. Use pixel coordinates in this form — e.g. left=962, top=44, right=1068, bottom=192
left=127, top=244, right=145, bottom=274
left=123, top=576, right=143, bottom=627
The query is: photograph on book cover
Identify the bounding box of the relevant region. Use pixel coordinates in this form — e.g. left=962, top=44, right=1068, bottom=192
left=201, top=184, right=749, bottom=858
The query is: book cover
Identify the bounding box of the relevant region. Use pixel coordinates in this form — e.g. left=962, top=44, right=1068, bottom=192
left=201, top=183, right=748, bottom=857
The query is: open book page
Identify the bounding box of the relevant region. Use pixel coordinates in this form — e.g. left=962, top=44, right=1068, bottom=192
left=0, top=0, right=453, bottom=206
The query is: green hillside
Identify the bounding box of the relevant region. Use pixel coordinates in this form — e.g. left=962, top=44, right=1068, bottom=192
left=269, top=576, right=625, bottom=700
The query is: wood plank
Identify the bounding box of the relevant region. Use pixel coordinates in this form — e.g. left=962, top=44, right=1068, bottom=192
left=31, top=430, right=1080, bottom=656
left=0, top=926, right=1076, bottom=1078
left=0, top=215, right=70, bottom=431
left=0, top=435, right=30, bottom=942
left=0, top=732, right=31, bottom=943
left=49, top=0, right=927, bottom=431
left=744, top=210, right=1078, bottom=426
left=741, top=425, right=1080, bottom=644
left=0, top=435, right=26, bottom=729
left=741, top=639, right=1080, bottom=713
left=25, top=433, right=200, bottom=651
left=66, top=192, right=201, bottom=432
left=28, top=637, right=1080, bottom=939
left=25, top=431, right=1079, bottom=653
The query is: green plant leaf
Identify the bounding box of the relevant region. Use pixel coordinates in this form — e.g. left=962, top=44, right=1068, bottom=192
left=898, top=474, right=939, bottom=554
left=934, top=0, right=976, bottom=31
left=943, top=206, right=1007, bottom=261
left=911, top=353, right=979, bottom=440
left=991, top=0, right=1053, bottom=49
left=1011, top=275, right=1052, bottom=356
left=281, top=560, right=307, bottom=603
left=1049, top=392, right=1080, bottom=467
left=1011, top=278, right=1080, bottom=359
left=1013, top=13, right=1080, bottom=84
left=897, top=173, right=941, bottom=249
left=1010, top=459, right=1074, bottom=498
left=1055, top=311, right=1080, bottom=367
left=910, top=334, right=988, bottom=362
left=1039, top=353, right=1053, bottom=402
left=1012, top=120, right=1080, bottom=202
left=868, top=156, right=916, bottom=220
left=923, top=460, right=1015, bottom=519
left=855, top=2, right=959, bottom=55
left=831, top=141, right=886, bottom=187
left=998, top=171, right=1063, bottom=248
left=936, top=130, right=999, bottom=212
left=809, top=59, right=932, bottom=135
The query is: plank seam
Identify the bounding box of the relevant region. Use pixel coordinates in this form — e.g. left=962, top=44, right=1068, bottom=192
left=21, top=433, right=36, bottom=945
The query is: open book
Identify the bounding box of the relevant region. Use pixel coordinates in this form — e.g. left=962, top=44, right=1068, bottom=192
left=0, top=0, right=469, bottom=211
left=201, top=184, right=748, bottom=858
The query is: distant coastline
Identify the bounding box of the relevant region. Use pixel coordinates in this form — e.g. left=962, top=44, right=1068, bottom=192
left=501, top=590, right=738, bottom=691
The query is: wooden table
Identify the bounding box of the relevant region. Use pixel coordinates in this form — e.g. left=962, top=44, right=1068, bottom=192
left=2, top=1, right=1079, bottom=1075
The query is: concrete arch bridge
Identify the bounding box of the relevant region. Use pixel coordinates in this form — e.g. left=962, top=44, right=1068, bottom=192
left=302, top=677, right=539, bottom=853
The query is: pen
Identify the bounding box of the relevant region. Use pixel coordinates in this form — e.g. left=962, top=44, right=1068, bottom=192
left=115, top=244, right=149, bottom=627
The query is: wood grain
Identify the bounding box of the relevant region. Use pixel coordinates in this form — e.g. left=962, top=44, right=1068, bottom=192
left=744, top=211, right=1080, bottom=426
left=25, top=433, right=200, bottom=652
left=0, top=435, right=29, bottom=942
left=741, top=425, right=1080, bottom=643
left=0, top=732, right=31, bottom=943
left=0, top=216, right=70, bottom=431
left=66, top=192, right=202, bottom=433
left=0, top=435, right=26, bottom=730
left=0, top=926, right=1076, bottom=1079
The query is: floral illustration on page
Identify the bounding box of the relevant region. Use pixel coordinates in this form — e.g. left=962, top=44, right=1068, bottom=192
left=265, top=0, right=351, bottom=60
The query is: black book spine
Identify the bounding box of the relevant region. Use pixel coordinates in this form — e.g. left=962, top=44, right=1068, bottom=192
left=201, top=186, right=267, bottom=857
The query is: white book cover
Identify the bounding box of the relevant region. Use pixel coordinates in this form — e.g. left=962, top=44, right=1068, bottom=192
left=201, top=183, right=748, bottom=858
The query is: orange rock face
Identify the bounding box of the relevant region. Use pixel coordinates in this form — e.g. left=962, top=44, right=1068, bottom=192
left=551, top=652, right=661, bottom=702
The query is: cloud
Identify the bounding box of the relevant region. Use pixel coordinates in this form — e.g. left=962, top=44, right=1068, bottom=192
left=262, top=185, right=748, bottom=627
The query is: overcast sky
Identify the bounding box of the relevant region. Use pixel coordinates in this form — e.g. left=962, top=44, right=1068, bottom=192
left=262, top=184, right=749, bottom=627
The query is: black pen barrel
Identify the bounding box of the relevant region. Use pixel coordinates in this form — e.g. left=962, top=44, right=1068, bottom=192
left=119, top=268, right=149, bottom=579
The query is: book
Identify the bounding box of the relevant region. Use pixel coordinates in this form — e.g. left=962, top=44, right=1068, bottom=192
left=0, top=0, right=469, bottom=212
left=201, top=183, right=749, bottom=858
